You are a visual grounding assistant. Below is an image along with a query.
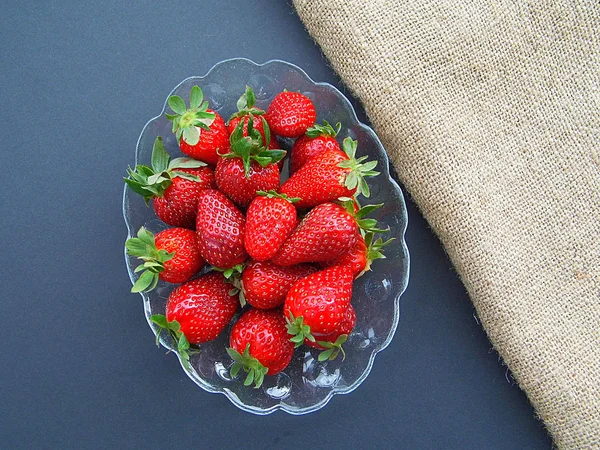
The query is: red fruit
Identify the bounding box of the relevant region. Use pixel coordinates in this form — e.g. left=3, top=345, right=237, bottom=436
left=279, top=138, right=379, bottom=209
left=228, top=308, right=295, bottom=387
left=271, top=202, right=358, bottom=266
left=166, top=86, right=229, bottom=166
left=125, top=136, right=215, bottom=229
left=265, top=91, right=316, bottom=137
left=321, top=233, right=367, bottom=278
left=177, top=111, right=229, bottom=166
left=216, top=158, right=280, bottom=208
left=153, top=167, right=215, bottom=228
left=305, top=304, right=356, bottom=361
left=241, top=261, right=317, bottom=309
left=244, top=192, right=299, bottom=261
left=164, top=272, right=238, bottom=344
left=285, top=266, right=354, bottom=342
left=126, top=227, right=205, bottom=292
left=216, top=116, right=284, bottom=208
left=290, top=121, right=341, bottom=174
left=154, top=228, right=204, bottom=283
left=320, top=231, right=393, bottom=278
left=195, top=189, right=247, bottom=269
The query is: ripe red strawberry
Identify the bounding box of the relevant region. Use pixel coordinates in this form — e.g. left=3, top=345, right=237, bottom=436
left=305, top=304, right=356, bottom=362
left=125, top=136, right=215, bottom=228
left=241, top=261, right=317, bottom=309
left=227, top=86, right=278, bottom=149
left=126, top=227, right=204, bottom=292
left=279, top=138, right=379, bottom=209
left=244, top=191, right=299, bottom=261
left=271, top=202, right=358, bottom=266
left=216, top=117, right=285, bottom=208
left=320, top=232, right=393, bottom=278
left=290, top=121, right=341, bottom=174
left=265, top=91, right=316, bottom=137
left=227, top=308, right=295, bottom=387
left=166, top=85, right=229, bottom=166
left=285, top=266, right=354, bottom=344
left=195, top=189, right=248, bottom=269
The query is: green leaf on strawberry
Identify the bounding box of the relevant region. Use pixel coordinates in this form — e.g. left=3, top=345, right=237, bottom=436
left=150, top=314, right=199, bottom=371
left=337, top=137, right=380, bottom=198
left=222, top=116, right=286, bottom=178
left=124, top=136, right=206, bottom=204
left=230, top=86, right=265, bottom=121
left=226, top=343, right=269, bottom=389
left=305, top=120, right=341, bottom=138
left=317, top=334, right=348, bottom=362
left=256, top=190, right=301, bottom=203
left=212, top=264, right=246, bottom=306
left=126, top=227, right=174, bottom=293
left=167, top=86, right=216, bottom=145
left=286, top=312, right=315, bottom=348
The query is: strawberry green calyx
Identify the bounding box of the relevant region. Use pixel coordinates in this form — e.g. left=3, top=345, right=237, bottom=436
left=337, top=137, right=380, bottom=198
left=229, top=85, right=265, bottom=121
left=223, top=116, right=286, bottom=178
left=256, top=190, right=300, bottom=203
left=286, top=312, right=315, bottom=348
left=150, top=314, right=198, bottom=371
left=305, top=120, right=341, bottom=138
left=126, top=227, right=174, bottom=293
left=227, top=343, right=269, bottom=389
left=363, top=232, right=395, bottom=273
left=166, top=85, right=216, bottom=146
left=340, top=200, right=389, bottom=234
left=317, top=334, right=348, bottom=362
left=124, top=136, right=206, bottom=203
left=213, top=264, right=246, bottom=306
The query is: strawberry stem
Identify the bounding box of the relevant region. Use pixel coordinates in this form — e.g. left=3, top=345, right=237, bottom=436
left=166, top=85, right=216, bottom=146
left=256, top=190, right=300, bottom=203
left=224, top=116, right=286, bottom=178
left=317, top=334, right=349, bottom=362
left=305, top=120, right=341, bottom=138
left=286, top=313, right=315, bottom=348
left=124, top=136, right=206, bottom=203
left=229, top=86, right=265, bottom=121
left=226, top=343, right=269, bottom=388
left=126, top=227, right=174, bottom=293
left=337, top=138, right=380, bottom=198
left=150, top=314, right=198, bottom=371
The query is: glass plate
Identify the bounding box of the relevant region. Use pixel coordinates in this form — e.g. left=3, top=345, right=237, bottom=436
left=123, top=58, right=410, bottom=415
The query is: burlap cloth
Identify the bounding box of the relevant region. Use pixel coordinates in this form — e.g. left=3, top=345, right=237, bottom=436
left=293, top=1, right=600, bottom=448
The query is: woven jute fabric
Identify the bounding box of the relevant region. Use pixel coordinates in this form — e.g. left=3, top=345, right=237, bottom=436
left=293, top=1, right=600, bottom=447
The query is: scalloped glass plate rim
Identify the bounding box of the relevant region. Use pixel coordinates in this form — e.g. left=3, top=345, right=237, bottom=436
left=122, top=58, right=410, bottom=415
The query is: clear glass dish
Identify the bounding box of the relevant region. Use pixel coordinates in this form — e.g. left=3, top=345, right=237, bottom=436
left=123, top=58, right=410, bottom=415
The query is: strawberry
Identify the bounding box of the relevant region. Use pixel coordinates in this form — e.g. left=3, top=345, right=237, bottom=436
left=320, top=231, right=394, bottom=278
left=285, top=266, right=354, bottom=344
left=227, top=308, right=295, bottom=387
left=126, top=227, right=204, bottom=292
left=241, top=261, right=317, bottom=309
left=150, top=272, right=238, bottom=369
left=216, top=116, right=285, bottom=208
left=265, top=91, right=316, bottom=137
left=166, top=85, right=229, bottom=166
left=244, top=191, right=299, bottom=261
left=271, top=202, right=358, bottom=266
left=305, top=304, right=356, bottom=362
left=279, top=137, right=379, bottom=209
left=290, top=121, right=341, bottom=174
left=125, top=136, right=215, bottom=228
left=195, top=189, right=248, bottom=269
left=227, top=86, right=278, bottom=149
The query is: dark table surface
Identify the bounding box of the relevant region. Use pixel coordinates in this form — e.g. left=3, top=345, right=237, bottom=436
left=0, top=1, right=552, bottom=448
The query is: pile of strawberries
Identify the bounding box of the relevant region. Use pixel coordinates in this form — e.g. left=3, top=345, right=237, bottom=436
left=125, top=85, right=392, bottom=388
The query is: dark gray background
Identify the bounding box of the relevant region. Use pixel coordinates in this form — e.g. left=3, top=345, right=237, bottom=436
left=0, top=1, right=551, bottom=448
